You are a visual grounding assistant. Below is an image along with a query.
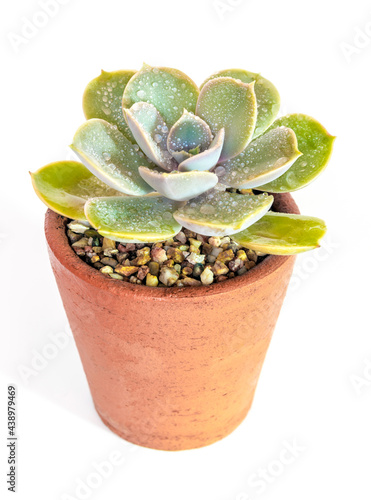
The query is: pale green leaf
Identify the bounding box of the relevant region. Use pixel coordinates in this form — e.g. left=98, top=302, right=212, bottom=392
left=201, top=69, right=280, bottom=138
left=217, top=127, right=301, bottom=189
left=124, top=102, right=176, bottom=171
left=122, top=64, right=199, bottom=127
left=85, top=195, right=182, bottom=243
left=70, top=119, right=155, bottom=196
left=30, top=161, right=125, bottom=221
left=256, top=114, right=335, bottom=192
left=83, top=70, right=136, bottom=142
left=196, top=77, right=257, bottom=162
left=173, top=191, right=273, bottom=236
left=232, top=212, right=327, bottom=254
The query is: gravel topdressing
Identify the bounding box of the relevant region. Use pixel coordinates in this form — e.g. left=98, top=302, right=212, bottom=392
left=67, top=220, right=266, bottom=287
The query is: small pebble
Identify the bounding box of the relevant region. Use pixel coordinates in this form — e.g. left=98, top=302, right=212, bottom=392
left=101, top=257, right=119, bottom=267
left=213, top=261, right=229, bottom=275
left=102, top=237, right=116, bottom=250
left=209, top=237, right=221, bottom=247
left=100, top=266, right=113, bottom=274
left=187, top=252, right=205, bottom=265
left=137, top=266, right=149, bottom=280
left=72, top=237, right=89, bottom=248
left=159, top=266, right=179, bottom=286
left=175, top=231, right=187, bottom=244
left=151, top=247, right=167, bottom=264
left=193, top=263, right=204, bottom=277
left=146, top=274, right=159, bottom=287
left=216, top=249, right=234, bottom=263
left=114, top=265, right=139, bottom=276
left=109, top=273, right=124, bottom=280
left=200, top=267, right=214, bottom=285
left=180, top=277, right=202, bottom=287
left=148, top=261, right=160, bottom=276
left=68, top=221, right=90, bottom=234
left=67, top=230, right=83, bottom=243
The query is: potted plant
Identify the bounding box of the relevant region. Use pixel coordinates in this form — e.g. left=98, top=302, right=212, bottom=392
left=31, top=65, right=334, bottom=451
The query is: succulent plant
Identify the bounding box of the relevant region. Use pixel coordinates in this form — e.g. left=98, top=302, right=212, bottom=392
left=31, top=64, right=334, bottom=255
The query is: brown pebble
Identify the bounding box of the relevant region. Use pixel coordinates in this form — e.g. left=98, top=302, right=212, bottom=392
left=182, top=266, right=194, bottom=276
left=245, top=260, right=256, bottom=270
left=175, top=231, right=187, bottom=244
left=148, top=261, right=160, bottom=276
left=215, top=275, right=228, bottom=282
left=117, top=253, right=129, bottom=264
left=202, top=243, right=213, bottom=255
left=179, top=277, right=202, bottom=287
left=151, top=246, right=167, bottom=264
left=213, top=261, right=229, bottom=275
left=228, top=258, right=244, bottom=272
left=73, top=247, right=85, bottom=256
left=137, top=266, right=149, bottom=280
left=67, top=230, right=83, bottom=243
left=247, top=249, right=258, bottom=263
left=101, top=257, right=119, bottom=267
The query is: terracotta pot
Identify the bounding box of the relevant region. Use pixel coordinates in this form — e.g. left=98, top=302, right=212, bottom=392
left=45, top=193, right=299, bottom=451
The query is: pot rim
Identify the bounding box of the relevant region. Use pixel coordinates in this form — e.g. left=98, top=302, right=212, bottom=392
left=45, top=193, right=299, bottom=300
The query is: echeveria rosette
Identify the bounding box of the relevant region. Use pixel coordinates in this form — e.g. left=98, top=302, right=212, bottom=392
left=31, top=64, right=335, bottom=255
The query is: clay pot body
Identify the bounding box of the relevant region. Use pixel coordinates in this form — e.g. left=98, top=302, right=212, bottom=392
left=45, top=194, right=298, bottom=451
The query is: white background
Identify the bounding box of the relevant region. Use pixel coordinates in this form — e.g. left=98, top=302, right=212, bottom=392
left=1, top=0, right=370, bottom=498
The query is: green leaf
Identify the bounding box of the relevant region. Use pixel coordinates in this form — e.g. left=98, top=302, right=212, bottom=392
left=217, top=127, right=301, bottom=189
left=173, top=191, right=273, bottom=236
left=85, top=195, right=182, bottom=243
left=83, top=70, right=136, bottom=142
left=189, top=145, right=201, bottom=155
left=122, top=64, right=199, bottom=127
left=232, top=212, right=327, bottom=254
left=256, top=114, right=335, bottom=192
left=196, top=77, right=257, bottom=162
left=178, top=129, right=225, bottom=172
left=30, top=161, right=125, bottom=221
left=70, top=119, right=155, bottom=196
left=124, top=102, right=176, bottom=171
left=201, top=69, right=280, bottom=138
left=167, top=110, right=212, bottom=156
left=138, top=167, right=218, bottom=201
